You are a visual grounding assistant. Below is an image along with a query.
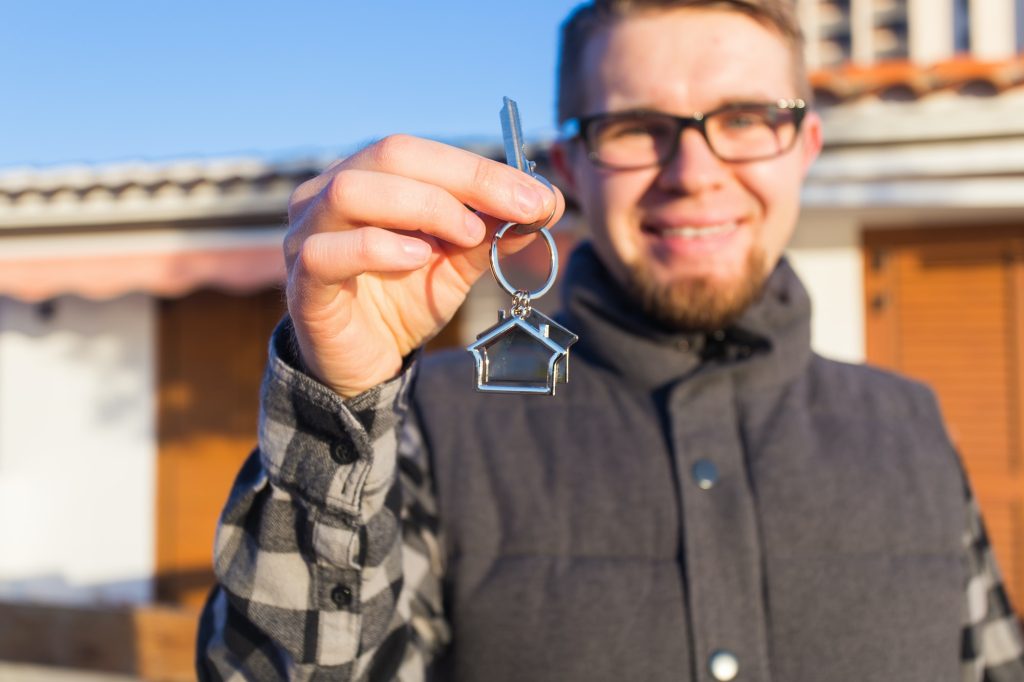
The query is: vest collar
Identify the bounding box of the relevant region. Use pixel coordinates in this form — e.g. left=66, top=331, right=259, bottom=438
left=560, top=243, right=813, bottom=392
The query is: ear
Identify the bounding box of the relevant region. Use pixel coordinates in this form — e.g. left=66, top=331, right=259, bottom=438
left=549, top=138, right=580, bottom=200
left=798, top=111, right=824, bottom=176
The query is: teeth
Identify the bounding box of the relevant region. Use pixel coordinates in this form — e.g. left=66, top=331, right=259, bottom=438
left=660, top=222, right=737, bottom=239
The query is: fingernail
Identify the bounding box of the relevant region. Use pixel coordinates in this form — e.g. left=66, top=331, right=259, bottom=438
left=464, top=212, right=485, bottom=241
left=401, top=238, right=431, bottom=261
left=515, top=184, right=544, bottom=217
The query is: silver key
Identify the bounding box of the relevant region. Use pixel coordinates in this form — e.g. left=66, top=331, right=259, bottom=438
left=499, top=96, right=555, bottom=234
left=500, top=96, right=534, bottom=175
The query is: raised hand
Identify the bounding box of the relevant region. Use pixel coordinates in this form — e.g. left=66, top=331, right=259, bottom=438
left=283, top=135, right=565, bottom=398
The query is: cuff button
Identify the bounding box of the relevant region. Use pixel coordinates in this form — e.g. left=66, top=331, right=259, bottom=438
left=331, top=584, right=353, bottom=608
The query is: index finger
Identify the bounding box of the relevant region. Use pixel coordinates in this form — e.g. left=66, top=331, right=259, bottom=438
left=344, top=134, right=563, bottom=228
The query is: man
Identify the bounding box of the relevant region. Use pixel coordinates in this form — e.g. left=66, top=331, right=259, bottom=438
left=197, top=1, right=1024, bottom=680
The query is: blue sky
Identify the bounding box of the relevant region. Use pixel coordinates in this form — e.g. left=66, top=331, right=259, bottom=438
left=0, top=1, right=582, bottom=168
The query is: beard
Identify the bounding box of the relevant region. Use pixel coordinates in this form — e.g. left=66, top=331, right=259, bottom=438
left=623, top=247, right=768, bottom=332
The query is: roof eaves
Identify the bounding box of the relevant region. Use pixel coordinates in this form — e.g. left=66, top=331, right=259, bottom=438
left=811, top=55, right=1024, bottom=106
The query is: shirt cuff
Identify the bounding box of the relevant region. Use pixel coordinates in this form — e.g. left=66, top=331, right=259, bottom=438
left=258, top=316, right=417, bottom=517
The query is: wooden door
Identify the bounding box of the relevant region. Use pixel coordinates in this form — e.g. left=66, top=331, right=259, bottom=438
left=156, top=289, right=285, bottom=607
left=865, top=227, right=1024, bottom=616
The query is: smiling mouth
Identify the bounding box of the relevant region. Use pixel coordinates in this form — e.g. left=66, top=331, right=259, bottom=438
left=644, top=221, right=740, bottom=240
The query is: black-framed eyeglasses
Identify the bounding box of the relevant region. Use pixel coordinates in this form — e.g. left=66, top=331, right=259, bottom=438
left=560, top=99, right=808, bottom=169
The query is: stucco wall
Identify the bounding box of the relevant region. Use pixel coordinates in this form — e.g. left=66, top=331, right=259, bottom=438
left=0, top=294, right=156, bottom=605
left=787, top=213, right=866, bottom=364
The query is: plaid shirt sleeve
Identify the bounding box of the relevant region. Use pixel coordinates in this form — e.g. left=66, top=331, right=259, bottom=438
left=961, top=483, right=1024, bottom=681
left=196, top=318, right=449, bottom=681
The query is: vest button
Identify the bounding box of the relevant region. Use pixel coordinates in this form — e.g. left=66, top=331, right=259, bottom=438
left=708, top=650, right=739, bottom=681
left=692, top=459, right=719, bottom=490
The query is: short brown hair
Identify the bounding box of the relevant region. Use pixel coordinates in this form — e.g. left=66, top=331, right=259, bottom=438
left=556, top=0, right=809, bottom=123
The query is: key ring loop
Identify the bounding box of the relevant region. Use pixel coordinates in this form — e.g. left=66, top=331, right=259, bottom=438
left=489, top=222, right=558, bottom=300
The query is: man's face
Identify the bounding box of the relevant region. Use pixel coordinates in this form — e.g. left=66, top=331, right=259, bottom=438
left=555, top=8, right=822, bottom=330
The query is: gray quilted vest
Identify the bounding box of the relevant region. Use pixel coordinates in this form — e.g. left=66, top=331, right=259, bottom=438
left=413, top=245, right=966, bottom=682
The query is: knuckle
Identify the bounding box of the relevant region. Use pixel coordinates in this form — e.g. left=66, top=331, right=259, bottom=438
left=470, top=157, right=503, bottom=197
left=368, top=134, right=414, bottom=170
left=285, top=265, right=306, bottom=306
left=287, top=177, right=317, bottom=220
left=289, top=175, right=316, bottom=203
left=352, top=229, right=385, bottom=262
left=417, top=186, right=448, bottom=225
left=283, top=229, right=302, bottom=264
left=289, top=160, right=347, bottom=220
left=287, top=185, right=304, bottom=212
left=324, top=170, right=360, bottom=209
left=323, top=158, right=345, bottom=174
left=295, top=237, right=323, bottom=276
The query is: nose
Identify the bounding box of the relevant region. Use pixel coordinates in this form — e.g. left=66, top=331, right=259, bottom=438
left=656, top=125, right=728, bottom=195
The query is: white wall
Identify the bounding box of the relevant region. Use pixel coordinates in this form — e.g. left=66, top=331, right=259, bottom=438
left=787, top=214, right=866, bottom=364
left=0, top=294, right=156, bottom=605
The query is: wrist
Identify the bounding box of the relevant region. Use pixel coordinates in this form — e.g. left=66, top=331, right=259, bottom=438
left=280, top=316, right=415, bottom=400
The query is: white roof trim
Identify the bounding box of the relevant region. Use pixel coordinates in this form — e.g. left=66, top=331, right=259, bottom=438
left=0, top=157, right=325, bottom=230
left=803, top=176, right=1024, bottom=209
left=819, top=89, right=1024, bottom=146
left=0, top=147, right=516, bottom=230
left=810, top=136, right=1024, bottom=181
left=0, top=226, right=286, bottom=260
left=0, top=156, right=327, bottom=193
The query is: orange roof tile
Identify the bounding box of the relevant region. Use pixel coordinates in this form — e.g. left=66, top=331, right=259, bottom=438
left=811, top=56, right=1024, bottom=104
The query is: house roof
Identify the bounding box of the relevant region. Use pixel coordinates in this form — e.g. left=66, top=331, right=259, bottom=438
left=800, top=56, right=1024, bottom=213
left=0, top=144, right=551, bottom=227
left=0, top=156, right=323, bottom=229
left=0, top=157, right=315, bottom=302
left=810, top=56, right=1024, bottom=105
left=0, top=146, right=558, bottom=302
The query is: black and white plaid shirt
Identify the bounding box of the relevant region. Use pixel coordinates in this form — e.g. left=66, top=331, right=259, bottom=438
left=197, top=324, right=1024, bottom=681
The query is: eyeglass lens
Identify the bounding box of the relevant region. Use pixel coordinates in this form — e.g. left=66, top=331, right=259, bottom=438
left=586, top=105, right=800, bottom=168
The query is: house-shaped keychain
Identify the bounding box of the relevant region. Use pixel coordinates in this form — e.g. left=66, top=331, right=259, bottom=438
left=466, top=97, right=577, bottom=396
left=467, top=309, right=578, bottom=395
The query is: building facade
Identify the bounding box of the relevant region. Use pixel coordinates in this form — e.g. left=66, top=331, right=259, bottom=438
left=795, top=0, right=1024, bottom=623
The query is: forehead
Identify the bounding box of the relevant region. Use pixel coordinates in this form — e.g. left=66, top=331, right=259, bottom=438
left=580, top=8, right=796, bottom=114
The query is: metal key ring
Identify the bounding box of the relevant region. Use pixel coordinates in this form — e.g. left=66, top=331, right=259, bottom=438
left=512, top=174, right=557, bottom=235
left=489, top=221, right=559, bottom=299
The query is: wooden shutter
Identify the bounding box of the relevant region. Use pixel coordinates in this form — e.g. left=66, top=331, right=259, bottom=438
left=156, top=289, right=285, bottom=607
left=865, top=227, right=1024, bottom=617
